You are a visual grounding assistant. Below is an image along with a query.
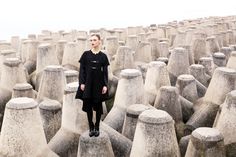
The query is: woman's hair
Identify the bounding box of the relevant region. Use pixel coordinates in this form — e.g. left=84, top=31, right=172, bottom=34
left=91, top=33, right=101, bottom=40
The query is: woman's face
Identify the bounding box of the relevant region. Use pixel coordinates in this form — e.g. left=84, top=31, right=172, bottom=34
left=90, top=35, right=100, bottom=49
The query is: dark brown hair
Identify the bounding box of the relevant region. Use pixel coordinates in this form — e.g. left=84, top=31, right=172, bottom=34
left=91, top=33, right=101, bottom=40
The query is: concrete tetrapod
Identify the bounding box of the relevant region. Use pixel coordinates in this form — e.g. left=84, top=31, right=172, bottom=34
left=144, top=61, right=171, bottom=105
left=189, top=64, right=211, bottom=87
left=158, top=41, right=169, bottom=58
left=176, top=74, right=199, bottom=103
left=78, top=131, right=114, bottom=157
left=39, top=99, right=62, bottom=143
left=154, top=86, right=185, bottom=139
left=192, top=38, right=209, bottom=63
left=179, top=135, right=191, bottom=157
left=185, top=127, right=225, bottom=157
left=0, top=41, right=11, bottom=51
left=134, top=41, right=152, bottom=63
left=212, top=52, right=226, bottom=68
left=112, top=46, right=135, bottom=77
left=227, top=30, right=235, bottom=45
left=0, top=88, right=11, bottom=129
left=0, top=49, right=16, bottom=77
left=104, top=36, right=119, bottom=58
left=130, top=109, right=180, bottom=157
left=185, top=28, right=194, bottom=46
left=55, top=40, right=66, bottom=64
left=186, top=67, right=236, bottom=134
left=37, top=65, right=66, bottom=104
left=156, top=57, right=168, bottom=65
left=23, top=40, right=39, bottom=75
left=214, top=90, right=236, bottom=156
left=226, top=51, right=236, bottom=69
left=10, top=36, right=20, bottom=52
left=36, top=43, right=59, bottom=75
left=147, top=37, right=159, bottom=60
left=221, top=31, right=228, bottom=47
left=179, top=96, right=194, bottom=123
left=12, top=83, right=36, bottom=98
left=204, top=67, right=236, bottom=105
left=126, top=35, right=138, bottom=52
left=206, top=36, right=220, bottom=54
left=100, top=122, right=132, bottom=157
left=213, top=33, right=223, bottom=48
left=122, top=104, right=152, bottom=141
left=167, top=47, right=190, bottom=85
left=36, top=43, right=59, bottom=90
left=229, top=45, right=236, bottom=51
left=154, top=86, right=183, bottom=123
left=50, top=94, right=133, bottom=157
left=62, top=40, right=86, bottom=70
left=127, top=26, right=144, bottom=36
left=0, top=58, right=28, bottom=126
left=0, top=97, right=58, bottom=157
left=104, top=69, right=146, bottom=132
left=173, top=30, right=186, bottom=47
left=0, top=58, right=27, bottom=91
left=64, top=70, right=79, bottom=84
left=220, top=47, right=232, bottom=62
left=48, top=82, right=87, bottom=157
left=199, top=57, right=214, bottom=76
left=180, top=45, right=194, bottom=65
left=137, top=33, right=146, bottom=42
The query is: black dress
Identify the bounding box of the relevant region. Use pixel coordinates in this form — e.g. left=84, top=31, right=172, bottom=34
left=75, top=50, right=109, bottom=114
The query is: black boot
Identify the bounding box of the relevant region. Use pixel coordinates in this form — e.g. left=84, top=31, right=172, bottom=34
left=94, top=111, right=101, bottom=137
left=94, top=126, right=100, bottom=137
left=89, top=123, right=95, bottom=137
left=87, top=109, right=95, bottom=137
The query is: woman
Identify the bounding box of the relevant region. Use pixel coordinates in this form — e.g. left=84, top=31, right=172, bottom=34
left=75, top=34, right=109, bottom=137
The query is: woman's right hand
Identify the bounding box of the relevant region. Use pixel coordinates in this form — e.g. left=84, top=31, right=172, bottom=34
left=80, top=84, right=85, bottom=91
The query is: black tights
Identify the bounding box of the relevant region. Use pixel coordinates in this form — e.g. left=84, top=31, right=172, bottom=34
left=87, top=109, right=102, bottom=130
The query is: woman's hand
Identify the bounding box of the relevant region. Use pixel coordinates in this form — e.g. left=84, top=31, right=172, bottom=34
left=102, top=86, right=107, bottom=94
left=80, top=84, right=85, bottom=91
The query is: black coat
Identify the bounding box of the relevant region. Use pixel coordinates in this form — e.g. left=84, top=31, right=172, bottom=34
left=75, top=50, right=109, bottom=103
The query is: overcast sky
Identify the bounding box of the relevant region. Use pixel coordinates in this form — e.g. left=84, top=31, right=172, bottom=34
left=0, top=0, right=235, bottom=40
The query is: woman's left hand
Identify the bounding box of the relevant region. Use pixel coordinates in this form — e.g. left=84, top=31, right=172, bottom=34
left=102, top=86, right=107, bottom=94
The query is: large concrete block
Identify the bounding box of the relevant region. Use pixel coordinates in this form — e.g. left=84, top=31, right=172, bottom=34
left=227, top=51, right=236, bottom=69
left=122, top=104, right=151, bottom=141
left=167, top=47, right=190, bottom=85
left=154, top=86, right=183, bottom=123
left=130, top=109, right=180, bottom=157
left=39, top=99, right=61, bottom=143
left=176, top=74, right=198, bottom=103
left=112, top=46, right=135, bottom=77
left=214, top=90, right=236, bottom=156
left=145, top=61, right=170, bottom=105
left=62, top=39, right=86, bottom=70
left=0, top=97, right=58, bottom=157
left=12, top=83, right=36, bottom=98
left=104, top=69, right=146, bottom=132
left=185, top=127, right=225, bottom=157
left=78, top=131, right=114, bottom=157
left=37, top=65, right=66, bottom=104
left=0, top=58, right=27, bottom=91
left=49, top=82, right=87, bottom=157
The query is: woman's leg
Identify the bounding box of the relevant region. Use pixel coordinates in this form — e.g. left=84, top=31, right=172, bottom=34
left=95, top=110, right=102, bottom=130
left=87, top=108, right=94, bottom=130
left=94, top=109, right=102, bottom=137
left=85, top=100, right=95, bottom=137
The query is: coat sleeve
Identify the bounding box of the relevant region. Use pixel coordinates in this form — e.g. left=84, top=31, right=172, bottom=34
left=79, top=52, right=87, bottom=84
left=103, top=54, right=110, bottom=86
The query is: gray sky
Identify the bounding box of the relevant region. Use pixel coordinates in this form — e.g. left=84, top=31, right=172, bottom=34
left=0, top=0, right=235, bottom=40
